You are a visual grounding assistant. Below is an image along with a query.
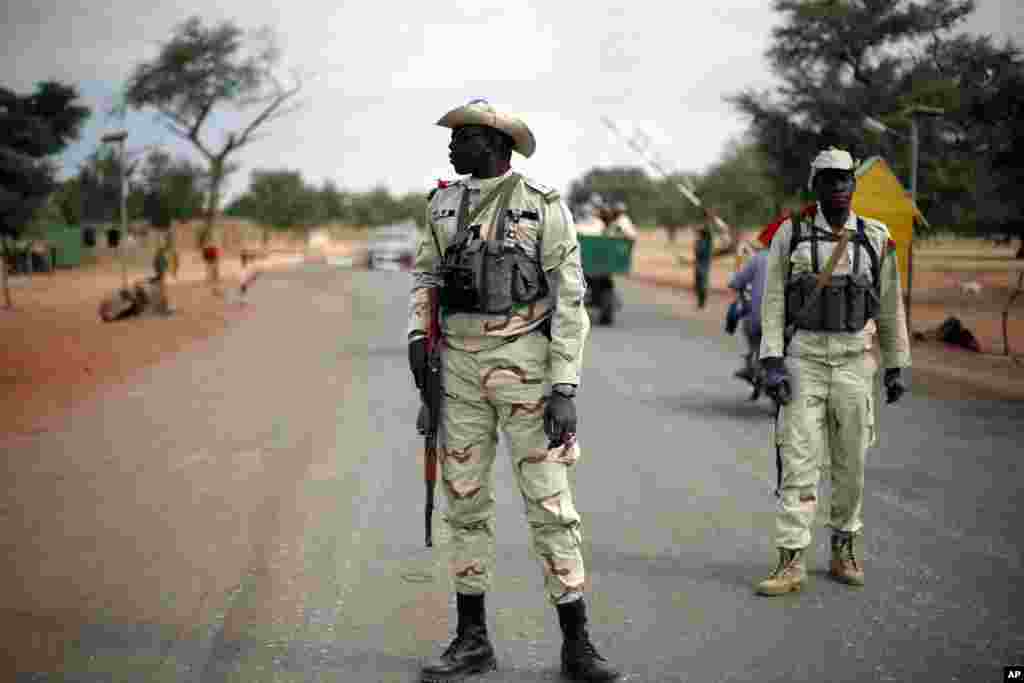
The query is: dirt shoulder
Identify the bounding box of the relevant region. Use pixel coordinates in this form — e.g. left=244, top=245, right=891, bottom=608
left=627, top=229, right=1024, bottom=402
left=0, top=240, right=356, bottom=439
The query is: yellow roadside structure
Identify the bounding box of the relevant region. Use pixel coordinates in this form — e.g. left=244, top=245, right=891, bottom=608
left=853, top=156, right=928, bottom=289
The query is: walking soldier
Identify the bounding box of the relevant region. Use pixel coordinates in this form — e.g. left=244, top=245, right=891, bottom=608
left=757, top=148, right=911, bottom=595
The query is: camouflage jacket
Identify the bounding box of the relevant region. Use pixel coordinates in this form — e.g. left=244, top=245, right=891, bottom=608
left=408, top=170, right=589, bottom=386
left=760, top=204, right=911, bottom=369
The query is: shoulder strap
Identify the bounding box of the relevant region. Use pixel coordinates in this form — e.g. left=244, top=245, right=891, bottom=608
left=490, top=174, right=521, bottom=243
left=810, top=220, right=820, bottom=273
left=787, top=214, right=802, bottom=282
left=457, top=173, right=520, bottom=235
left=427, top=217, right=443, bottom=258
left=855, top=217, right=880, bottom=289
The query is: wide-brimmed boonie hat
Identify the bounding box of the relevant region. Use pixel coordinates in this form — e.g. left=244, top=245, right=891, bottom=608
left=437, top=98, right=536, bottom=158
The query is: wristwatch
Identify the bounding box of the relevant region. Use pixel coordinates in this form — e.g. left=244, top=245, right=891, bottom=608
left=552, top=383, right=577, bottom=399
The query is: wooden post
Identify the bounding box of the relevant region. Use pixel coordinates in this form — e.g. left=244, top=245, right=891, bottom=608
left=2, top=236, right=11, bottom=309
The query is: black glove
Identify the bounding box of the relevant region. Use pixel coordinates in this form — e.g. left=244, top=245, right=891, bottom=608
left=761, top=356, right=792, bottom=406
left=408, top=337, right=428, bottom=390
left=884, top=367, right=906, bottom=404
left=543, top=392, right=577, bottom=447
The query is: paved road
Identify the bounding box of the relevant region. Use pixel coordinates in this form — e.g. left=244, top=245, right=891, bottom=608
left=2, top=265, right=1020, bottom=682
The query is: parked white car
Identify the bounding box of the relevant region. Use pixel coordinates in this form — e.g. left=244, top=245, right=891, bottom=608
left=368, top=221, right=418, bottom=271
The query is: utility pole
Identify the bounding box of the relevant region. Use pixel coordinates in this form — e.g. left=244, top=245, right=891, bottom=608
left=863, top=105, right=944, bottom=335
left=101, top=130, right=128, bottom=288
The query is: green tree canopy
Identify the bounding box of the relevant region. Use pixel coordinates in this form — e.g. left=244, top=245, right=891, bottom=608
left=1, top=81, right=90, bottom=239
left=137, top=148, right=207, bottom=228
left=696, top=138, right=782, bottom=231
left=728, top=0, right=978, bottom=218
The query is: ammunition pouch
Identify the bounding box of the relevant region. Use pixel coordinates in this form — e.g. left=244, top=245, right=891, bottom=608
left=785, top=273, right=877, bottom=333
left=436, top=174, right=549, bottom=315
left=440, top=238, right=548, bottom=315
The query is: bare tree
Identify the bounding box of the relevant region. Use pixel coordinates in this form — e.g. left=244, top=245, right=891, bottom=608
left=124, top=17, right=303, bottom=247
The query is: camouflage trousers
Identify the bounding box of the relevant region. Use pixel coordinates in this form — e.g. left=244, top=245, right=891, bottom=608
left=773, top=351, right=877, bottom=549
left=440, top=330, right=585, bottom=604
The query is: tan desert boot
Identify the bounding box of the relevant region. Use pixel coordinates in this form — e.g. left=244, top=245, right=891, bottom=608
left=756, top=548, right=806, bottom=596
left=829, top=534, right=865, bottom=586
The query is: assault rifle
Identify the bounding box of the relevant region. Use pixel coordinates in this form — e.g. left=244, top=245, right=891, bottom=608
left=417, top=288, right=443, bottom=547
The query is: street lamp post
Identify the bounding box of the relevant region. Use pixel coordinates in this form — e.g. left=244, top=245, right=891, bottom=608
left=862, top=106, right=944, bottom=336
left=101, top=130, right=128, bottom=288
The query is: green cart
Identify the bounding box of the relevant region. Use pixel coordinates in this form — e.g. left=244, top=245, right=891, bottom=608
left=578, top=234, right=634, bottom=325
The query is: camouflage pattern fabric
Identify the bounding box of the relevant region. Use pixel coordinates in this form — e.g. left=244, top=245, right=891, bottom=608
left=409, top=169, right=591, bottom=603
left=773, top=352, right=875, bottom=548
left=760, top=205, right=910, bottom=549
left=439, top=332, right=585, bottom=603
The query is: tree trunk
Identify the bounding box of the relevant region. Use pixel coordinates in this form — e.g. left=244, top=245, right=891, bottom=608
left=1, top=238, right=11, bottom=309
left=201, top=162, right=224, bottom=249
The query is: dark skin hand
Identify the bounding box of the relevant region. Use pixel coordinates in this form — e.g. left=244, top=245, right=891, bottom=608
left=449, top=124, right=511, bottom=178
left=813, top=168, right=857, bottom=233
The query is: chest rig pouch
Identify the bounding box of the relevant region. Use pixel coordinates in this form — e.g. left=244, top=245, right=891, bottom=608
left=436, top=174, right=548, bottom=315
left=785, top=217, right=880, bottom=333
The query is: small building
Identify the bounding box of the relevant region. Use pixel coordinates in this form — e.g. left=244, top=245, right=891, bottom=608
left=852, top=156, right=928, bottom=288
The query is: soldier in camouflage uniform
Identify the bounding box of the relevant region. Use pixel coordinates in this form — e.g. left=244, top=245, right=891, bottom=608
left=757, top=148, right=910, bottom=596
left=408, top=99, right=621, bottom=682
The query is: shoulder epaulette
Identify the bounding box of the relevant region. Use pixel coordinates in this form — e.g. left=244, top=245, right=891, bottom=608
left=859, top=216, right=890, bottom=235
left=522, top=176, right=560, bottom=201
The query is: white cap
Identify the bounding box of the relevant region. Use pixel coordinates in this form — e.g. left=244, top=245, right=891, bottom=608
left=808, top=147, right=855, bottom=190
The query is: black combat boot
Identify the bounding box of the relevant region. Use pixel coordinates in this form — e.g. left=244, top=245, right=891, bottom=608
left=421, top=593, right=497, bottom=682
left=557, top=598, right=622, bottom=682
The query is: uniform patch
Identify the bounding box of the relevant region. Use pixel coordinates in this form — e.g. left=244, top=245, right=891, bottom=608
left=431, top=208, right=456, bottom=219
left=507, top=208, right=540, bottom=222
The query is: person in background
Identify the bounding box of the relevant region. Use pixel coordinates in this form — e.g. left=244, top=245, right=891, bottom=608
left=728, top=238, right=769, bottom=386
left=694, top=214, right=714, bottom=309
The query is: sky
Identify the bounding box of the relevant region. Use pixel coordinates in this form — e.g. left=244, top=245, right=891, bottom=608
left=2, top=0, right=1021, bottom=203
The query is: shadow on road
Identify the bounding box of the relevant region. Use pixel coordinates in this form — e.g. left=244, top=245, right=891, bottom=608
left=645, top=394, right=777, bottom=421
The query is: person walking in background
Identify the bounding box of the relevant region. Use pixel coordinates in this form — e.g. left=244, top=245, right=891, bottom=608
left=202, top=240, right=222, bottom=296
left=238, top=249, right=260, bottom=305
left=694, top=214, right=714, bottom=309
left=149, top=231, right=173, bottom=316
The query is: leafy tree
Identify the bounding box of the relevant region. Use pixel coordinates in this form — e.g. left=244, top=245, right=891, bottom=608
left=137, top=148, right=207, bottom=228
left=124, top=16, right=303, bottom=248
left=318, top=179, right=351, bottom=223
left=696, top=138, right=780, bottom=237
left=918, top=35, right=1024, bottom=252
left=728, top=0, right=975, bottom=209
left=236, top=169, right=323, bottom=243
left=59, top=146, right=138, bottom=226
left=0, top=81, right=90, bottom=306
left=567, top=166, right=667, bottom=225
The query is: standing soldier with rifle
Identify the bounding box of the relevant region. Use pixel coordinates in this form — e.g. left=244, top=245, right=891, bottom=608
left=756, top=148, right=910, bottom=596
left=408, top=99, right=621, bottom=682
